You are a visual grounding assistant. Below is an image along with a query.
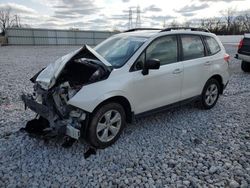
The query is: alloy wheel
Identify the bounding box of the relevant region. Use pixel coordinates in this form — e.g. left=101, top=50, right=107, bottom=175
left=96, top=110, right=122, bottom=142
left=205, top=83, right=218, bottom=106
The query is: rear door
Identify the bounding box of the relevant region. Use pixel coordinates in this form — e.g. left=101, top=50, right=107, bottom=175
left=180, top=34, right=211, bottom=100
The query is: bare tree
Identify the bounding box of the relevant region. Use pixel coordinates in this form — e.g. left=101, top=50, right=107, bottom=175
left=0, top=8, right=22, bottom=35
left=242, top=13, right=250, bottom=32
left=0, top=8, right=11, bottom=35
left=221, top=8, right=236, bottom=34
left=169, top=20, right=180, bottom=27
left=183, top=21, right=191, bottom=27
left=199, top=18, right=221, bottom=33
left=12, top=14, right=22, bottom=28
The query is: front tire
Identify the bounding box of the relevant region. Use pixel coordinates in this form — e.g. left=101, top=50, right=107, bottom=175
left=241, top=61, right=250, bottom=72
left=200, top=79, right=220, bottom=109
left=88, top=103, right=126, bottom=149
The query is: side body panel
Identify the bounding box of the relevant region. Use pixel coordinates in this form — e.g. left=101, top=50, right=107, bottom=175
left=211, top=37, right=230, bottom=86
left=130, top=62, right=183, bottom=114
left=67, top=69, right=136, bottom=113
left=210, top=52, right=230, bottom=86
left=181, top=56, right=211, bottom=100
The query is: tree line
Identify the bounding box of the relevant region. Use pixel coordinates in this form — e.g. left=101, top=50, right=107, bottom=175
left=167, top=9, right=250, bottom=35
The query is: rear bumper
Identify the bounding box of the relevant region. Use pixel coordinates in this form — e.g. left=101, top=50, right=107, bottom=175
left=236, top=53, right=250, bottom=63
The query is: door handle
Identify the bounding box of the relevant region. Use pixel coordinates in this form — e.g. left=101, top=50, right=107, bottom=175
left=173, top=68, right=182, bottom=74
left=205, top=61, right=211, bottom=66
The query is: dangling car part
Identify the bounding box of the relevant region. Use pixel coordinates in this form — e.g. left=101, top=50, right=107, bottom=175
left=22, top=45, right=112, bottom=141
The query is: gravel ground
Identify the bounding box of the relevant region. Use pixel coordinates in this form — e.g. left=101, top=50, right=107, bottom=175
left=0, top=45, right=249, bottom=188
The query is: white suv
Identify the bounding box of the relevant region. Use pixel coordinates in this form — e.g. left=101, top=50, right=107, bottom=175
left=22, top=28, right=230, bottom=148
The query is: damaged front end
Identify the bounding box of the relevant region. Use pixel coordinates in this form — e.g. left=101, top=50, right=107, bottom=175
left=21, top=45, right=112, bottom=140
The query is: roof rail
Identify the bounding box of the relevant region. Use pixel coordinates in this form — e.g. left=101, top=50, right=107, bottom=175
left=124, top=28, right=162, bottom=32
left=161, top=27, right=210, bottom=33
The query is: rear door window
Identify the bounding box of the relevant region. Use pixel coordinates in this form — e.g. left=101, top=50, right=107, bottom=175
left=204, top=36, right=221, bottom=55
left=181, top=35, right=205, bottom=61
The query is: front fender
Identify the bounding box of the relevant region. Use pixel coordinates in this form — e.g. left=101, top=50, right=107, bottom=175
left=68, top=88, right=134, bottom=113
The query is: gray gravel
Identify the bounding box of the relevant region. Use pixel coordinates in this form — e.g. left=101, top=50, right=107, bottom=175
left=0, top=45, right=250, bottom=187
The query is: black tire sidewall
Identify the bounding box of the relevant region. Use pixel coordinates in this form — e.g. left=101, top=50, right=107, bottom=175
left=88, top=103, right=126, bottom=149
left=241, top=61, right=250, bottom=72
left=201, top=79, right=220, bottom=109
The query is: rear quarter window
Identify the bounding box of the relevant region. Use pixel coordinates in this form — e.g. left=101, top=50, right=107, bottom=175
left=181, top=35, right=205, bottom=61
left=204, top=36, right=221, bottom=55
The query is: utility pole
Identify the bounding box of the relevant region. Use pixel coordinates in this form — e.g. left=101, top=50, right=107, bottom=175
left=128, top=8, right=133, bottom=29
left=135, top=6, right=141, bottom=28
left=163, top=17, right=166, bottom=28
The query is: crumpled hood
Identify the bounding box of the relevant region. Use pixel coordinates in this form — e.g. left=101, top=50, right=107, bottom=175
left=36, top=45, right=111, bottom=90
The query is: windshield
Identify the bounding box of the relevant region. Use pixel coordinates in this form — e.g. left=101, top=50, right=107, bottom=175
left=94, top=36, right=147, bottom=68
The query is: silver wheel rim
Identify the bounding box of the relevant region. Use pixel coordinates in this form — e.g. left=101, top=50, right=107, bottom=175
left=205, top=84, right=218, bottom=106
left=96, top=110, right=122, bottom=143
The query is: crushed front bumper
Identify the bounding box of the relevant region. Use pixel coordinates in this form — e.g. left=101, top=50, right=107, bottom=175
left=21, top=94, right=82, bottom=140
left=21, top=94, right=53, bottom=120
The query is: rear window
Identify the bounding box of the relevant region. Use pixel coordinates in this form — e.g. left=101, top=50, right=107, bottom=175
left=181, top=35, right=205, bottom=61
left=204, top=36, right=221, bottom=55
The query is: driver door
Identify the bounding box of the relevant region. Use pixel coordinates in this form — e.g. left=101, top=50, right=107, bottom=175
left=130, top=35, right=183, bottom=114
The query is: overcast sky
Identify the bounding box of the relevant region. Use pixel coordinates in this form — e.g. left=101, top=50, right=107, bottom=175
left=0, top=0, right=249, bottom=31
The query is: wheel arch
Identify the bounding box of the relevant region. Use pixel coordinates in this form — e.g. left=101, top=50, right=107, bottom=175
left=92, top=96, right=133, bottom=123
left=207, top=74, right=224, bottom=94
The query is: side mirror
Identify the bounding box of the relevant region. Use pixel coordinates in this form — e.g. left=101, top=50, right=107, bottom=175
left=142, top=59, right=160, bottom=75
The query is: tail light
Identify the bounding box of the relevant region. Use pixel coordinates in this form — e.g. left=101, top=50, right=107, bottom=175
left=238, top=39, right=243, bottom=50
left=224, top=53, right=230, bottom=63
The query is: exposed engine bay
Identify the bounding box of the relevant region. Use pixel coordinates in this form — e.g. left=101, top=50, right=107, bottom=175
left=21, top=45, right=112, bottom=142
left=57, top=58, right=105, bottom=87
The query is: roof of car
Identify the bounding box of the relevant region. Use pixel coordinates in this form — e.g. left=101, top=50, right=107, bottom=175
left=118, top=30, right=161, bottom=38
left=114, top=27, right=214, bottom=38
left=116, top=28, right=216, bottom=39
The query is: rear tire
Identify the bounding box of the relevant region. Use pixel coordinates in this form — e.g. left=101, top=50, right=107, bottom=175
left=200, top=79, right=220, bottom=109
left=241, top=61, right=250, bottom=72
left=87, top=103, right=126, bottom=149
